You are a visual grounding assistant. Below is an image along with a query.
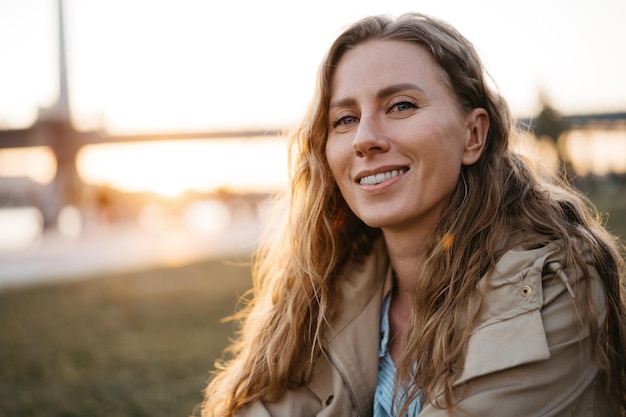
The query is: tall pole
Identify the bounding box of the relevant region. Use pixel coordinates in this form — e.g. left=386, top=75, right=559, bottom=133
left=40, top=0, right=81, bottom=228
left=54, top=0, right=71, bottom=122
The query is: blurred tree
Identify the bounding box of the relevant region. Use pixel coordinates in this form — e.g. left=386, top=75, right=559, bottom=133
left=532, top=93, right=571, bottom=180
left=534, top=93, right=569, bottom=144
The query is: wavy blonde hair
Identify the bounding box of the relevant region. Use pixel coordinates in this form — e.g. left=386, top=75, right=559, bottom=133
left=202, top=13, right=626, bottom=416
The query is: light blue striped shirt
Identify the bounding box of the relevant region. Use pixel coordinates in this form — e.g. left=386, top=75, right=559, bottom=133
left=374, top=294, right=422, bottom=417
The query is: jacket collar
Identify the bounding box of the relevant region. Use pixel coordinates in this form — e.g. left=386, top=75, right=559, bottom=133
left=331, top=238, right=392, bottom=334
left=320, top=238, right=392, bottom=416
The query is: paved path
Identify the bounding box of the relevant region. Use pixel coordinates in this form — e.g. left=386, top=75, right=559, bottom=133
left=0, top=221, right=260, bottom=291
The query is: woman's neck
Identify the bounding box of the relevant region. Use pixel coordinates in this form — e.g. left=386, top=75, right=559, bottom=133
left=383, top=229, right=428, bottom=363
left=382, top=227, right=428, bottom=296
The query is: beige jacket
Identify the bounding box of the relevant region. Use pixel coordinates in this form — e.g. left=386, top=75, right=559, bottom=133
left=237, top=239, right=617, bottom=416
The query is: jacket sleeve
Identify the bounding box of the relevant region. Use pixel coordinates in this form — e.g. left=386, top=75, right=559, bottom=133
left=235, top=401, right=273, bottom=417
left=234, top=390, right=320, bottom=417
left=421, top=247, right=614, bottom=417
left=233, top=357, right=359, bottom=417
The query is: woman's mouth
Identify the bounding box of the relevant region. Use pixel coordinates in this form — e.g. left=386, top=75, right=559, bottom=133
left=359, top=168, right=408, bottom=185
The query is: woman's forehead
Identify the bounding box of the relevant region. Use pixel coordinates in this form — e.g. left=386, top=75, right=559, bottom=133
left=328, top=40, right=448, bottom=101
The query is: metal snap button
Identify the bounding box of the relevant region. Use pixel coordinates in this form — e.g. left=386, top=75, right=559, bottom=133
left=521, top=285, right=532, bottom=297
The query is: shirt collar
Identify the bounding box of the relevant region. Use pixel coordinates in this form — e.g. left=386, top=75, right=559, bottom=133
left=379, top=292, right=392, bottom=358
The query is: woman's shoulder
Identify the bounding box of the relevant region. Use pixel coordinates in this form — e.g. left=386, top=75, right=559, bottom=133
left=460, top=232, right=607, bottom=380
left=480, top=233, right=600, bottom=319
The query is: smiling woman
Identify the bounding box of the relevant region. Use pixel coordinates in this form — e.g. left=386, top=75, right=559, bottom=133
left=201, top=13, right=626, bottom=417
left=76, top=137, right=288, bottom=196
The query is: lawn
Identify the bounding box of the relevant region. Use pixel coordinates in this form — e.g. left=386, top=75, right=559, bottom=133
left=0, top=191, right=624, bottom=417
left=0, top=257, right=253, bottom=417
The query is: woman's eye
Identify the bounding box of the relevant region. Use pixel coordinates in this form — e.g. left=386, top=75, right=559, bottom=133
left=389, top=100, right=418, bottom=113
left=332, top=115, right=358, bottom=128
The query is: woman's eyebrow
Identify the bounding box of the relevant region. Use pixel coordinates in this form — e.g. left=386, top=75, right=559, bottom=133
left=377, top=83, right=425, bottom=99
left=329, top=97, right=356, bottom=110
left=330, top=83, right=426, bottom=109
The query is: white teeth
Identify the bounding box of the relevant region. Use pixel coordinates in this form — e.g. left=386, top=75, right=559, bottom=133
left=360, top=169, right=406, bottom=185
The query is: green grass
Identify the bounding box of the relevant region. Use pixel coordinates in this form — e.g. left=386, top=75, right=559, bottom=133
left=0, top=192, right=624, bottom=417
left=0, top=258, right=253, bottom=417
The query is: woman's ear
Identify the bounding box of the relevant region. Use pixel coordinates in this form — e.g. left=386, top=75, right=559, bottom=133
left=462, top=108, right=489, bottom=166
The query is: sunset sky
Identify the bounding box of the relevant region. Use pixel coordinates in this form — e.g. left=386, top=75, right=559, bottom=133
left=1, top=0, right=625, bottom=134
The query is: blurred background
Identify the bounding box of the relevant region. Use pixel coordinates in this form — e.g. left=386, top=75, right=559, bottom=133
left=0, top=0, right=624, bottom=416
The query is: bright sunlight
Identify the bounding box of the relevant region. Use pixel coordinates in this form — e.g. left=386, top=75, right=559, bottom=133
left=0, top=146, right=57, bottom=184
left=76, top=137, right=288, bottom=196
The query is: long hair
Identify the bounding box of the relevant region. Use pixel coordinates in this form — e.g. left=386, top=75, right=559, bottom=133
left=202, top=13, right=626, bottom=416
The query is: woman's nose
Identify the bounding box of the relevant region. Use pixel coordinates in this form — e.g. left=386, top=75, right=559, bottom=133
left=352, top=118, right=390, bottom=157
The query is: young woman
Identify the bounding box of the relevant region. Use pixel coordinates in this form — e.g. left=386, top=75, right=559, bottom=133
left=202, top=13, right=626, bottom=416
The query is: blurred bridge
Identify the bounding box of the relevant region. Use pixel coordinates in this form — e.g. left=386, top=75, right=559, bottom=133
left=0, top=0, right=287, bottom=227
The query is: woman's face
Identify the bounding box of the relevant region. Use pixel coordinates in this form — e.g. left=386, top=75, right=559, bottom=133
left=325, top=40, right=486, bottom=234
